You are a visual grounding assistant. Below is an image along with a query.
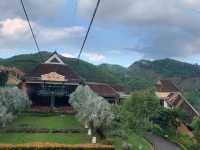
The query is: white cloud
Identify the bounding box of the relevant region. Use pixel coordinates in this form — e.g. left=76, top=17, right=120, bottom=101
left=61, top=52, right=75, bottom=58
left=0, top=17, right=85, bottom=51
left=0, top=18, right=29, bottom=35
left=40, top=26, right=85, bottom=41
left=83, top=52, right=105, bottom=62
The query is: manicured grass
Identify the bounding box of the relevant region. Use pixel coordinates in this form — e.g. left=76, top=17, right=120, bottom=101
left=8, top=113, right=80, bottom=129
left=1, top=113, right=151, bottom=148
left=0, top=113, right=91, bottom=144
left=0, top=133, right=90, bottom=144
left=112, top=133, right=152, bottom=150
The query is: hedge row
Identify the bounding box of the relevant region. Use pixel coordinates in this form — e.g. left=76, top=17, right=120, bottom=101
left=0, top=128, right=81, bottom=133
left=0, top=143, right=115, bottom=150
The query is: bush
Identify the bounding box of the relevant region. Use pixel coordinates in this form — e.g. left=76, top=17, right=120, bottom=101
left=0, top=87, right=31, bottom=127
left=151, top=108, right=180, bottom=132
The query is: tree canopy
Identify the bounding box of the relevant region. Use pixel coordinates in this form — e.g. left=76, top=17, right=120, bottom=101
left=69, top=85, right=114, bottom=133
left=191, top=117, right=200, bottom=146
left=0, top=87, right=31, bottom=127
left=115, top=90, right=161, bottom=134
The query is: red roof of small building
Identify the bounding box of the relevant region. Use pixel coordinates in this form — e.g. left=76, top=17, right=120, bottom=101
left=87, top=82, right=120, bottom=98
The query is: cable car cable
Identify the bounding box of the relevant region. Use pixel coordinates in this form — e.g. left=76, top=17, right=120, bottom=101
left=77, top=0, right=101, bottom=61
left=20, top=0, right=43, bottom=62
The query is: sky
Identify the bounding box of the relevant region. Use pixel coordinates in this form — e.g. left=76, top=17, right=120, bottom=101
left=1, top=0, right=200, bottom=66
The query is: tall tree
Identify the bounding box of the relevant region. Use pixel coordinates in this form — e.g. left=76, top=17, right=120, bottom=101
left=0, top=87, right=31, bottom=127
left=69, top=85, right=114, bottom=138
left=121, top=90, right=161, bottom=133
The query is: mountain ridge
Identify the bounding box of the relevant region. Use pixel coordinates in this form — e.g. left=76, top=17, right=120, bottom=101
left=1, top=51, right=200, bottom=111
left=1, top=51, right=200, bottom=88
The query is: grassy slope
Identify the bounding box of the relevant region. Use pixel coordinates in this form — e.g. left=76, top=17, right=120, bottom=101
left=0, top=113, right=152, bottom=149
left=0, top=133, right=89, bottom=144
left=0, top=113, right=89, bottom=144
left=8, top=113, right=80, bottom=129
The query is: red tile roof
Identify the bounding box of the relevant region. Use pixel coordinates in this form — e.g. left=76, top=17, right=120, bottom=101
left=87, top=82, right=120, bottom=99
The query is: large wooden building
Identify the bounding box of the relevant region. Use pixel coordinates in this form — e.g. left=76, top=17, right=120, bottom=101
left=23, top=52, right=119, bottom=107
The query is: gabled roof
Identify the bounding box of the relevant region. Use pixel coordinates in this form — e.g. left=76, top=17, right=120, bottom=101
left=28, top=63, right=81, bottom=82
left=44, top=51, right=65, bottom=65
left=156, top=80, right=179, bottom=92
left=26, top=52, right=81, bottom=82
left=87, top=82, right=119, bottom=99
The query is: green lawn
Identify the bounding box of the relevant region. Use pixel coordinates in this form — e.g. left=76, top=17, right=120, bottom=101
left=0, top=133, right=90, bottom=144
left=0, top=113, right=90, bottom=144
left=0, top=113, right=152, bottom=148
left=8, top=113, right=80, bottom=129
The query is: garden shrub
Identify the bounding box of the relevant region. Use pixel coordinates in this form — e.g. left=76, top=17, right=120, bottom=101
left=0, top=87, right=31, bottom=127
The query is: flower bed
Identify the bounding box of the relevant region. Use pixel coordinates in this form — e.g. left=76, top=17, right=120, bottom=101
left=0, top=142, right=115, bottom=150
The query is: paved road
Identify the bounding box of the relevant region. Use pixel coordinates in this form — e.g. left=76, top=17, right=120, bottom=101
left=144, top=133, right=180, bottom=150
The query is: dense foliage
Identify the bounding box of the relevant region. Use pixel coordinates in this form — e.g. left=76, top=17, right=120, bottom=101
left=191, top=117, right=200, bottom=146
left=151, top=109, right=180, bottom=132
left=184, top=90, right=200, bottom=112
left=151, top=108, right=199, bottom=149
left=0, top=87, right=31, bottom=127
left=110, top=90, right=161, bottom=135
left=122, top=90, right=161, bottom=133
left=69, top=85, right=114, bottom=137
left=0, top=72, right=8, bottom=86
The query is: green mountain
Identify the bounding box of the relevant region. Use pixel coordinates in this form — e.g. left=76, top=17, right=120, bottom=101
left=0, top=52, right=123, bottom=85
left=1, top=51, right=200, bottom=110
left=1, top=52, right=200, bottom=89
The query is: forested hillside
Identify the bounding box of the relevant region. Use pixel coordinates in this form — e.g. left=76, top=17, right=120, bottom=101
left=1, top=51, right=200, bottom=111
